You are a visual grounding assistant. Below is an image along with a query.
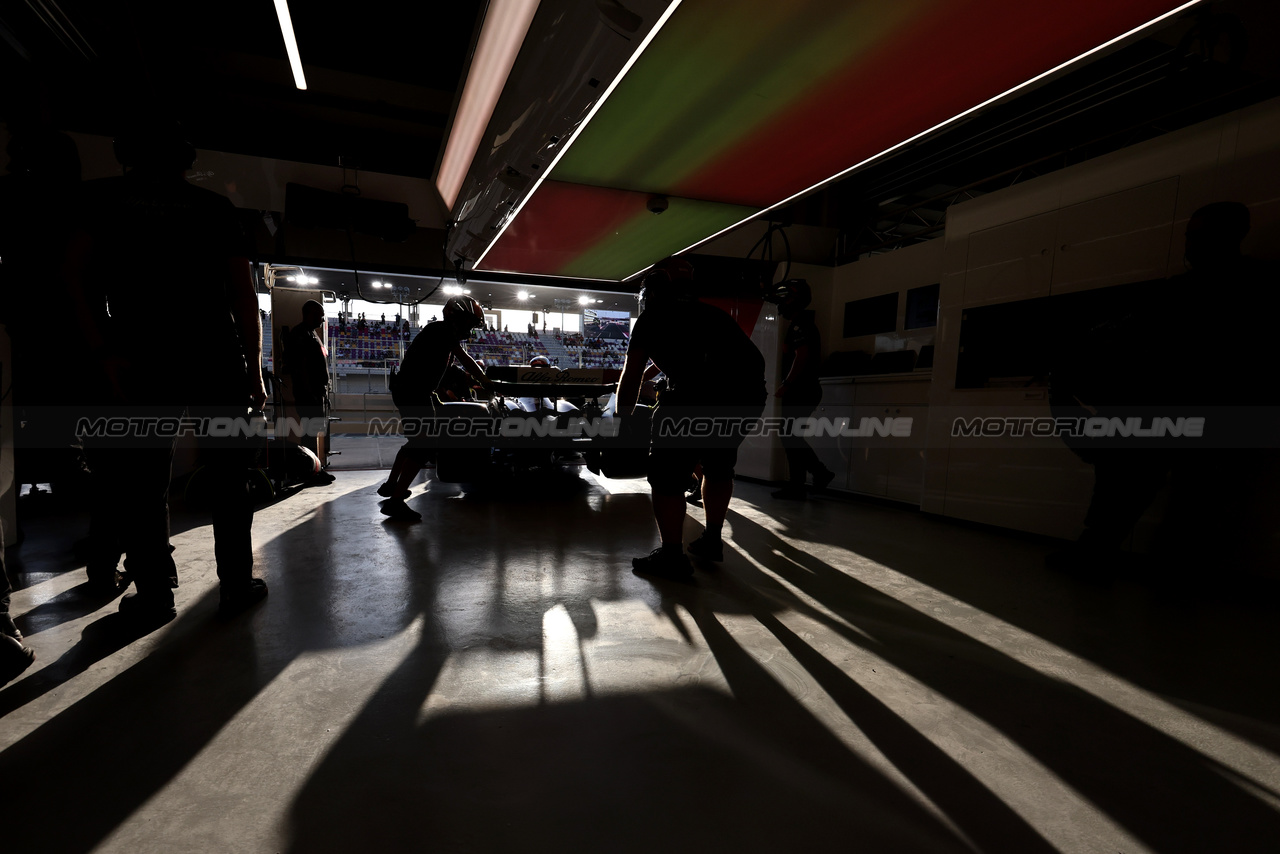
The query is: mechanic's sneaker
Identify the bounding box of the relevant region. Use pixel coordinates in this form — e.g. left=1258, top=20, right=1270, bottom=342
left=118, top=589, right=177, bottom=628
left=0, top=634, right=35, bottom=685
left=377, top=481, right=411, bottom=500
left=0, top=613, right=21, bottom=643
left=771, top=486, right=808, bottom=500
left=813, top=467, right=836, bottom=491
left=632, top=547, right=694, bottom=580
left=687, top=533, right=724, bottom=562
left=219, top=578, right=268, bottom=617
left=380, top=498, right=422, bottom=522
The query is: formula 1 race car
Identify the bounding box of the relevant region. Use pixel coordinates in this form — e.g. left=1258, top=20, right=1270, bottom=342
left=428, top=366, right=650, bottom=483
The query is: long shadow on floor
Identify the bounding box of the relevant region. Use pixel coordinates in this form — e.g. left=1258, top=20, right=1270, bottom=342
left=740, top=489, right=1280, bottom=757
left=0, top=472, right=655, bottom=851
left=285, top=517, right=982, bottom=853
left=719, top=506, right=1280, bottom=853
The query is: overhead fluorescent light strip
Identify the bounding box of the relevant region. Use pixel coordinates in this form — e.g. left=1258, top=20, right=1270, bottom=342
left=653, top=0, right=1204, bottom=278
left=273, top=0, right=307, bottom=90
left=437, top=0, right=542, bottom=212
left=473, top=0, right=685, bottom=271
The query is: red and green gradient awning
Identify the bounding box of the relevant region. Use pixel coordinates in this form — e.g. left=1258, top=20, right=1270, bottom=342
left=478, top=0, right=1198, bottom=281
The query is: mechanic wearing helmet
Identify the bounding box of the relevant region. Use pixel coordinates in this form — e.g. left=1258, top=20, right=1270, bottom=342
left=378, top=294, right=490, bottom=521
left=769, top=279, right=836, bottom=499
left=615, top=257, right=767, bottom=579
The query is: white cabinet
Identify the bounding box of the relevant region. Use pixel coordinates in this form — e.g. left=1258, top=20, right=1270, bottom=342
left=939, top=389, right=1096, bottom=540
left=812, top=381, right=855, bottom=492
left=963, top=212, right=1057, bottom=306
left=815, top=377, right=930, bottom=503
left=1051, top=177, right=1179, bottom=294
left=962, top=178, right=1180, bottom=307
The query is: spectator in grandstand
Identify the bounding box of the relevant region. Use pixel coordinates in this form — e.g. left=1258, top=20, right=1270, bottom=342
left=285, top=299, right=334, bottom=485
left=768, top=279, right=836, bottom=500
left=378, top=295, right=491, bottom=521
left=615, top=257, right=767, bottom=580
left=66, top=116, right=268, bottom=625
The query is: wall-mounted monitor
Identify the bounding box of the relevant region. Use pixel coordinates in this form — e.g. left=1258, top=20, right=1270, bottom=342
left=583, top=308, right=632, bottom=341
left=843, top=292, right=898, bottom=338
left=904, top=283, right=940, bottom=329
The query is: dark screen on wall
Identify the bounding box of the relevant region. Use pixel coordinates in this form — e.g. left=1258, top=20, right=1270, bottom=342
left=904, top=283, right=940, bottom=329
left=843, top=292, right=898, bottom=337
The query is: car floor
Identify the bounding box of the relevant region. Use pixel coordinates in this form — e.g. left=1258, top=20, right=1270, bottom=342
left=2, top=466, right=1278, bottom=853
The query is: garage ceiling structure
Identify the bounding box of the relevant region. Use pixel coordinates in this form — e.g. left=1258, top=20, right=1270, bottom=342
left=3, top=1, right=1278, bottom=285
left=448, top=0, right=1213, bottom=281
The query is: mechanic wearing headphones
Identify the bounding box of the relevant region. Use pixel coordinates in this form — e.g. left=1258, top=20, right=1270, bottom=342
left=769, top=279, right=836, bottom=499
left=378, top=294, right=490, bottom=521
left=615, top=257, right=767, bottom=579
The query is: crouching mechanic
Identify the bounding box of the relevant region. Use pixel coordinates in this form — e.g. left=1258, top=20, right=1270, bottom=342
left=615, top=258, right=767, bottom=579
left=378, top=295, right=490, bottom=521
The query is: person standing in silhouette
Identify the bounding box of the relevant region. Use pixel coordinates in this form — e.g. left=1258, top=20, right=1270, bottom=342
left=616, top=257, right=767, bottom=579
left=286, top=299, right=334, bottom=484
left=1048, top=201, right=1276, bottom=574
left=68, top=117, right=269, bottom=624
left=768, top=279, right=836, bottom=499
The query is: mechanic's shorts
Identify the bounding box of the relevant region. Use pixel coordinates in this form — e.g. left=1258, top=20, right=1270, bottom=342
left=647, top=396, right=765, bottom=495
left=394, top=393, right=438, bottom=457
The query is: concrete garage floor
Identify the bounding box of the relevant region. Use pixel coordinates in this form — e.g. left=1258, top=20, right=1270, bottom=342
left=2, top=468, right=1279, bottom=853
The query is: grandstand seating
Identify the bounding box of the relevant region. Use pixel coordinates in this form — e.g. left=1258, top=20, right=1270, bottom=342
left=466, top=331, right=552, bottom=366
left=266, top=316, right=626, bottom=371
left=326, top=319, right=409, bottom=367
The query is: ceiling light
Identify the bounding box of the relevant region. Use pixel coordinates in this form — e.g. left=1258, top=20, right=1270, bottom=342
left=472, top=0, right=683, bottom=269
left=272, top=0, right=308, bottom=91
left=578, top=296, right=590, bottom=305
left=435, top=0, right=542, bottom=211
left=517, top=291, right=528, bottom=300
